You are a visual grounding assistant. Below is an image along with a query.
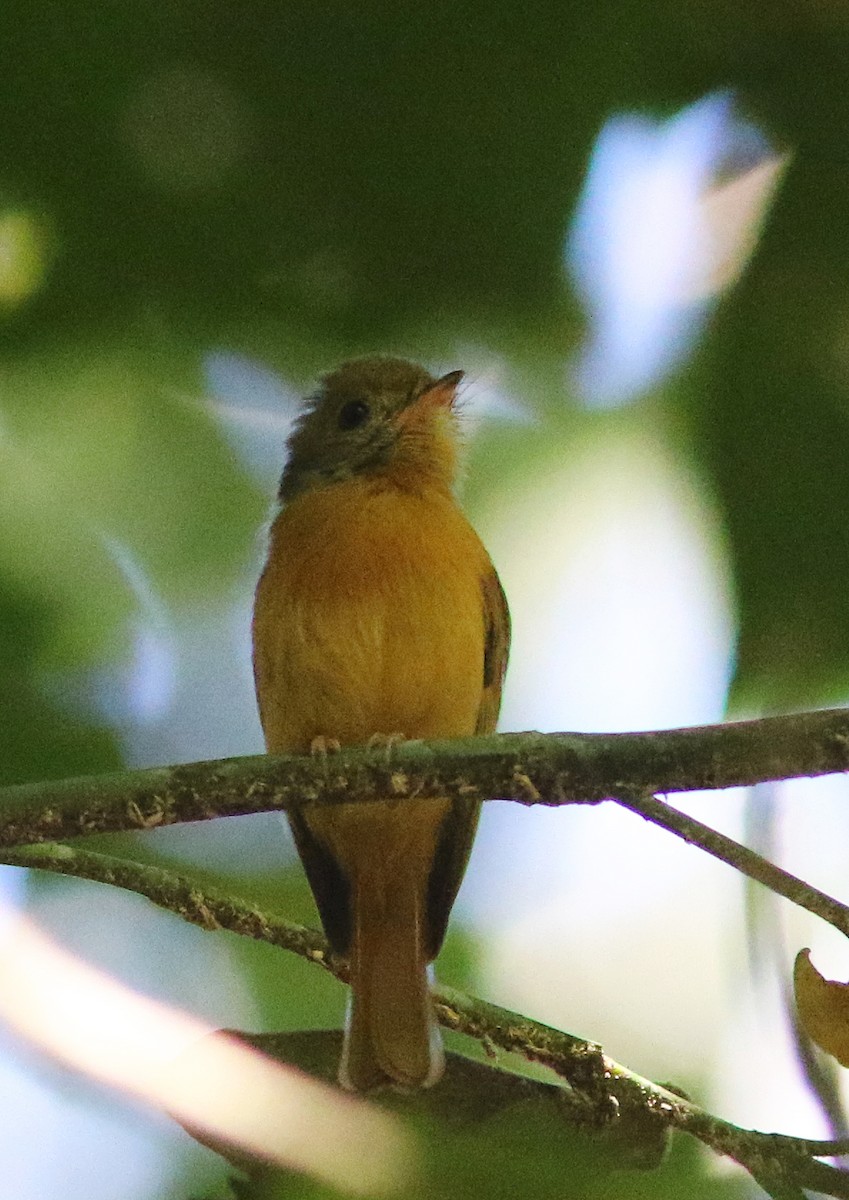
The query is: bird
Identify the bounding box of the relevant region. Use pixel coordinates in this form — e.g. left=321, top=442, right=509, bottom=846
left=252, top=355, right=510, bottom=1091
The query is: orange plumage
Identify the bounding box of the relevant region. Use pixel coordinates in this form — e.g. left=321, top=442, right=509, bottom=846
left=252, top=356, right=509, bottom=1090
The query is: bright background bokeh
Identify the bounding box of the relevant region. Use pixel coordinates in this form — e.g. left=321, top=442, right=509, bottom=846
left=2, top=5, right=849, bottom=1197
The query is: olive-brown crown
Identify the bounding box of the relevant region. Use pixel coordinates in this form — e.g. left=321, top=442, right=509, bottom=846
left=278, top=356, right=463, bottom=502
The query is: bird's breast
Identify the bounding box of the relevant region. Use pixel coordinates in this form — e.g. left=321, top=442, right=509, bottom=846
left=253, top=480, right=491, bottom=752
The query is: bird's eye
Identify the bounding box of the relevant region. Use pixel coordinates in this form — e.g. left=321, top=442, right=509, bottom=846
left=337, top=398, right=371, bottom=431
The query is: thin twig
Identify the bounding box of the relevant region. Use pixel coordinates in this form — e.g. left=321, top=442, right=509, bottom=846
left=615, top=791, right=849, bottom=937
left=5, top=842, right=849, bottom=1199
left=1, top=708, right=849, bottom=848
left=1, top=842, right=333, bottom=970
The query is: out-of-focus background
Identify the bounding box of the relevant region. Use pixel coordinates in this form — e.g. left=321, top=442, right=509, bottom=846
left=3, top=3, right=849, bottom=1197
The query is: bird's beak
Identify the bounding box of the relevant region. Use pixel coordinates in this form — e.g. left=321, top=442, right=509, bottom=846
left=416, top=370, right=464, bottom=410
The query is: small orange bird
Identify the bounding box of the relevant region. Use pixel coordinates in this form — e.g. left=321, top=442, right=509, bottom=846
left=252, top=356, right=510, bottom=1091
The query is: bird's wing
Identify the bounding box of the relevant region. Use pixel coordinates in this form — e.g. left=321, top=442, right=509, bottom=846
left=424, top=565, right=511, bottom=957
left=287, top=809, right=353, bottom=955
left=476, top=567, right=511, bottom=736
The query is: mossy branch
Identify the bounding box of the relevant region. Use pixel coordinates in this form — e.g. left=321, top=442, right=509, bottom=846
left=2, top=707, right=849, bottom=849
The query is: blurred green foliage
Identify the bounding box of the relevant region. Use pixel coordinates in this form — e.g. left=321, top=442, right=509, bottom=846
left=0, top=579, right=121, bottom=784
left=2, top=0, right=849, bottom=715
left=3, top=2, right=849, bottom=1197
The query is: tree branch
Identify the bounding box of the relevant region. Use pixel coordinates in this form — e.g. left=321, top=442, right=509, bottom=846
left=5, top=842, right=849, bottom=1198
left=1, top=842, right=333, bottom=970
left=2, top=707, right=849, bottom=848
left=5, top=709, right=849, bottom=1194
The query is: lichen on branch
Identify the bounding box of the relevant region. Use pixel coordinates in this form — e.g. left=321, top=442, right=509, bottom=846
left=2, top=707, right=849, bottom=849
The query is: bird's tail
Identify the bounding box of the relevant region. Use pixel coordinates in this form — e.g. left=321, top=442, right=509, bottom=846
left=339, top=872, right=444, bottom=1092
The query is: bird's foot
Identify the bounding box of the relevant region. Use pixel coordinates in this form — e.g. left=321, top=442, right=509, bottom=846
left=310, top=735, right=342, bottom=756
left=366, top=731, right=406, bottom=761
left=366, top=731, right=406, bottom=750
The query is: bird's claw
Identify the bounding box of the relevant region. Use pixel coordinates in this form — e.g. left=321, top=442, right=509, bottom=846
left=366, top=732, right=407, bottom=762
left=310, top=735, right=342, bottom=757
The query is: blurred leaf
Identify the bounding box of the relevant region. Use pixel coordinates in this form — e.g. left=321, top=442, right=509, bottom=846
left=794, top=947, right=849, bottom=1067
left=222, top=1092, right=746, bottom=1200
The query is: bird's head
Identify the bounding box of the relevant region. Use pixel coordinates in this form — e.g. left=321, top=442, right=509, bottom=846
left=278, top=356, right=464, bottom=502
